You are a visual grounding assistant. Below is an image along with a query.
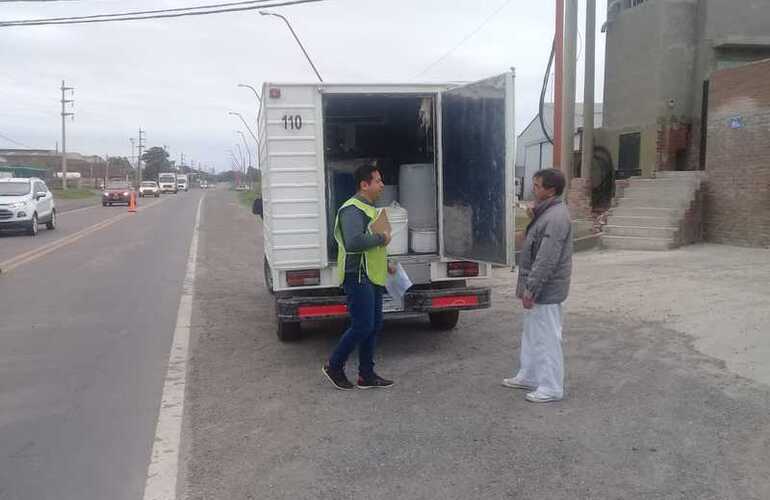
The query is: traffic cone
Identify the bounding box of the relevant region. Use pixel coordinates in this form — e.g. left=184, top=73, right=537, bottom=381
left=128, top=191, right=137, bottom=213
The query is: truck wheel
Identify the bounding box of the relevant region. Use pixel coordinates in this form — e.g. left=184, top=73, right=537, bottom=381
left=277, top=320, right=301, bottom=342
left=429, top=311, right=459, bottom=331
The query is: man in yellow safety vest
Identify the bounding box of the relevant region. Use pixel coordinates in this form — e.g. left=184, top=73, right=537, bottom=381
left=322, top=164, right=395, bottom=390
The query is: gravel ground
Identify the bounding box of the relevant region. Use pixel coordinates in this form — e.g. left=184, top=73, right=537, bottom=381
left=180, top=189, right=770, bottom=500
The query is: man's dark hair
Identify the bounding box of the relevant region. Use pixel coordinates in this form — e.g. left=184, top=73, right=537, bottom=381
left=533, top=168, right=566, bottom=196
left=354, top=164, right=381, bottom=190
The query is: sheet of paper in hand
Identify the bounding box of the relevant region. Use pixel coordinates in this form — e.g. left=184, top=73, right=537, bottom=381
left=385, top=262, right=413, bottom=299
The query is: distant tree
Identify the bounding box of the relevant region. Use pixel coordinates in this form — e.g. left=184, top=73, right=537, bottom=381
left=141, top=146, right=172, bottom=180
left=107, top=157, right=133, bottom=179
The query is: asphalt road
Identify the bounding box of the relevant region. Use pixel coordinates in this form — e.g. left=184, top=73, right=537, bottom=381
left=182, top=189, right=770, bottom=500
left=0, top=189, right=203, bottom=500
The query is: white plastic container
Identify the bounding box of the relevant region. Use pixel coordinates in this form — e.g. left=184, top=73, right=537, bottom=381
left=384, top=203, right=408, bottom=255
left=409, top=227, right=437, bottom=253
left=375, top=185, right=398, bottom=208
left=398, top=163, right=436, bottom=229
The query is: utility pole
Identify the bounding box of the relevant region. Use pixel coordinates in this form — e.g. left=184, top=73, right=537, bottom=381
left=553, top=0, right=564, bottom=168
left=137, top=128, right=145, bottom=186
left=105, top=153, right=109, bottom=187
left=581, top=0, right=597, bottom=188
left=130, top=137, right=136, bottom=177
left=561, top=0, right=578, bottom=191
left=60, top=81, right=74, bottom=190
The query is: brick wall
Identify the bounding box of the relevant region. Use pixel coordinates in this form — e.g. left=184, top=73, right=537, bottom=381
left=704, top=58, right=770, bottom=248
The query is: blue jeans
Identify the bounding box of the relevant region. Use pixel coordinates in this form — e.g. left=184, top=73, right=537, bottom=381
left=328, top=274, right=384, bottom=378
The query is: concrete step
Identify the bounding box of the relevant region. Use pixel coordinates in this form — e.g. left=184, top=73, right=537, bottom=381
left=606, top=214, right=678, bottom=227
left=604, top=225, right=678, bottom=238
left=628, top=177, right=701, bottom=186
left=601, top=235, right=676, bottom=251
left=622, top=185, right=695, bottom=195
left=656, top=171, right=706, bottom=179
left=618, top=198, right=691, bottom=209
left=610, top=206, right=682, bottom=218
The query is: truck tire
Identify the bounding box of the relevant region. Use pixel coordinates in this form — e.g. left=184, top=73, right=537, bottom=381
left=277, top=320, right=301, bottom=342
left=429, top=310, right=459, bottom=331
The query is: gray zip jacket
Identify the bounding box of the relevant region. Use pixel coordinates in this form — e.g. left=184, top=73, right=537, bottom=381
left=516, top=198, right=573, bottom=304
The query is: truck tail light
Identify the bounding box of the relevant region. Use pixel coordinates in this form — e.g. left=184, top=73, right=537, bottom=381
left=447, top=261, right=479, bottom=277
left=298, top=304, right=348, bottom=319
left=431, top=295, right=479, bottom=308
left=286, top=269, right=320, bottom=287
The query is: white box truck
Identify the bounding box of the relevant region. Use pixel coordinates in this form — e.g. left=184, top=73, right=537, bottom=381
left=256, top=71, right=516, bottom=341
left=176, top=174, right=189, bottom=192
left=158, top=172, right=178, bottom=193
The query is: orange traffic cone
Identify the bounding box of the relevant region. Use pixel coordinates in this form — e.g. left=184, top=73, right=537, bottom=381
left=128, top=191, right=137, bottom=213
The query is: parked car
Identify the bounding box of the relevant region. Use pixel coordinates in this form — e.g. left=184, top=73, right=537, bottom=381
left=0, top=177, right=56, bottom=236
left=139, top=181, right=160, bottom=198
left=102, top=180, right=133, bottom=206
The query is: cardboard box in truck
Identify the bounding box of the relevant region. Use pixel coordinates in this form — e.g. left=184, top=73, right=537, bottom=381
left=255, top=71, right=517, bottom=341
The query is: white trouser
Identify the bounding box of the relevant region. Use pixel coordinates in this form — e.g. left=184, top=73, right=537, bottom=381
left=516, top=303, right=564, bottom=398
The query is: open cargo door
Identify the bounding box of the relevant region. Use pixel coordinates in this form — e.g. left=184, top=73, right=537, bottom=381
left=440, top=71, right=515, bottom=266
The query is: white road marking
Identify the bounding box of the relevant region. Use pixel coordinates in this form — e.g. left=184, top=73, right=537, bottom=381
left=142, top=195, right=204, bottom=500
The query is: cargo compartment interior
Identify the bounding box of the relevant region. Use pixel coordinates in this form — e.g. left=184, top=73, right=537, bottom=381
left=323, top=94, right=439, bottom=260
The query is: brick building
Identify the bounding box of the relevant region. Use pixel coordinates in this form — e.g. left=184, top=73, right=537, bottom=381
left=703, top=58, right=770, bottom=248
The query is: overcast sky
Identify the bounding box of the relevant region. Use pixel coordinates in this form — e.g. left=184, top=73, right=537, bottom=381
left=0, top=0, right=607, bottom=172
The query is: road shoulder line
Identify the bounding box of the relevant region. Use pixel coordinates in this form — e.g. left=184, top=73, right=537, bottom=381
left=142, top=195, right=204, bottom=500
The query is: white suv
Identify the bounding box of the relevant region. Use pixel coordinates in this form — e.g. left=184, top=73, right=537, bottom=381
left=0, top=177, right=56, bottom=236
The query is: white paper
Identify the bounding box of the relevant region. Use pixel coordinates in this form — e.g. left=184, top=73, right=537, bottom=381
left=385, top=262, right=413, bottom=299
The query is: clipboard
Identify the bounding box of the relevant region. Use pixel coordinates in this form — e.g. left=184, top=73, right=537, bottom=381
left=369, top=208, right=391, bottom=237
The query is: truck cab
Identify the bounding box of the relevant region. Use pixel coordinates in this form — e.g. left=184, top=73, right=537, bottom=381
left=258, top=72, right=516, bottom=341
left=158, top=173, right=178, bottom=194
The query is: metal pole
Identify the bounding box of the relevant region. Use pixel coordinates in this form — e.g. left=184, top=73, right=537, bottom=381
left=60, top=81, right=74, bottom=190
left=228, top=112, right=258, bottom=145
left=236, top=131, right=252, bottom=169
left=553, top=0, right=564, bottom=168
left=137, top=128, right=145, bottom=186
left=581, top=0, right=596, bottom=189
left=237, top=83, right=261, bottom=101
left=237, top=83, right=262, bottom=170
left=260, top=11, right=323, bottom=82
left=561, top=0, right=578, bottom=191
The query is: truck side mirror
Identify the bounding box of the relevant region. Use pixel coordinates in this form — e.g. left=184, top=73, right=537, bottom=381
left=252, top=198, right=263, bottom=217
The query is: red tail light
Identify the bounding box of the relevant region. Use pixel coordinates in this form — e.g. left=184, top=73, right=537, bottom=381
left=269, top=87, right=281, bottom=99
left=447, top=261, right=480, bottom=277
left=286, top=270, right=320, bottom=287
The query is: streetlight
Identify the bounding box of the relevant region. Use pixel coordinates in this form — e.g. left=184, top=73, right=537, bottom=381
left=227, top=111, right=258, bottom=145
left=235, top=130, right=252, bottom=170
left=237, top=83, right=261, bottom=101
left=260, top=11, right=323, bottom=82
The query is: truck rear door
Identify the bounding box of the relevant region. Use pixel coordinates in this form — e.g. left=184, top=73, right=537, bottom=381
left=439, top=71, right=515, bottom=267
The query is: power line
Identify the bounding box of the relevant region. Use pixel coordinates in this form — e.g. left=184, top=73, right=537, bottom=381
left=412, top=0, right=514, bottom=79
left=0, top=0, right=322, bottom=27
left=2, top=0, right=284, bottom=24
left=0, top=132, right=32, bottom=148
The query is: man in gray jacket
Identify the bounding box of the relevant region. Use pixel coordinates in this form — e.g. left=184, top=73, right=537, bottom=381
left=504, top=168, right=573, bottom=403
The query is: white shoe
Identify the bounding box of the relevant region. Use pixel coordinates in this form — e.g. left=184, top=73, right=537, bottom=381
left=502, top=377, right=536, bottom=390
left=525, top=391, right=562, bottom=403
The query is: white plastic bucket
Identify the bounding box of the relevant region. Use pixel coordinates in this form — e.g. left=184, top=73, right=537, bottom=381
left=375, top=185, right=398, bottom=208
left=384, top=203, right=408, bottom=255
left=398, top=163, right=436, bottom=229
left=409, top=227, right=437, bottom=253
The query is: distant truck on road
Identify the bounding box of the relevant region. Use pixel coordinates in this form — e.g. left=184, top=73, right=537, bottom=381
left=176, top=174, right=189, bottom=192
left=158, top=173, right=178, bottom=194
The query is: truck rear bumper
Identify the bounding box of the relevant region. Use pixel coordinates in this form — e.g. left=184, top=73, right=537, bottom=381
left=276, top=286, right=491, bottom=322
